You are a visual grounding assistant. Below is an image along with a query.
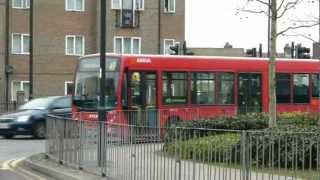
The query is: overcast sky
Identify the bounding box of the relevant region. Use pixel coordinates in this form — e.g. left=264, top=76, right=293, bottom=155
left=185, top=0, right=319, bottom=53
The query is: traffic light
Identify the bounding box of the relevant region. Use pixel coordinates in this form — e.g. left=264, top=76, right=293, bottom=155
left=182, top=41, right=194, bottom=55
left=170, top=43, right=180, bottom=55
left=246, top=48, right=257, bottom=57
left=296, top=45, right=311, bottom=59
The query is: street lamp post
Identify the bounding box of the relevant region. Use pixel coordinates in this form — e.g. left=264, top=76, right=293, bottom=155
left=5, top=0, right=10, bottom=110
left=98, top=0, right=107, bottom=175
left=29, top=0, right=33, bottom=100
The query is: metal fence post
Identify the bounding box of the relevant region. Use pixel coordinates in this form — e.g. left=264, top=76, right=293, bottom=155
left=100, top=121, right=106, bottom=177
left=59, top=118, right=65, bottom=165
left=175, top=126, right=181, bottom=180
left=241, top=131, right=249, bottom=180
left=78, top=119, right=84, bottom=170
left=44, top=117, right=50, bottom=159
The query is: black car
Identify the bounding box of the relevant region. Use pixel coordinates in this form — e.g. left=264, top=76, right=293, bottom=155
left=0, top=96, right=71, bottom=139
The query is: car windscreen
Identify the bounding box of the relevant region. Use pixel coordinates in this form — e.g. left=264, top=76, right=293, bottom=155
left=19, top=97, right=56, bottom=110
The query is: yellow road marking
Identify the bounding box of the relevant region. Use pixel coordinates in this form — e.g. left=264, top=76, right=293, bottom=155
left=1, top=158, right=46, bottom=180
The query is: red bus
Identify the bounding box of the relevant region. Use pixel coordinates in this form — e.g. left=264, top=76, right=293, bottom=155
left=72, top=54, right=320, bottom=127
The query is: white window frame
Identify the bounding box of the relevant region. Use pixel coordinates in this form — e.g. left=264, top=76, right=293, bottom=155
left=111, top=0, right=121, bottom=9
left=131, top=37, right=141, bottom=54
left=114, top=36, right=123, bottom=54
left=64, top=81, right=74, bottom=95
left=164, top=0, right=175, bottom=13
left=11, top=33, right=30, bottom=55
left=65, top=35, right=85, bottom=56
left=113, top=36, right=141, bottom=54
left=65, top=0, right=85, bottom=12
left=163, top=39, right=175, bottom=55
left=111, top=0, right=144, bottom=10
left=134, top=0, right=144, bottom=10
left=11, top=81, right=30, bottom=101
left=12, top=0, right=30, bottom=9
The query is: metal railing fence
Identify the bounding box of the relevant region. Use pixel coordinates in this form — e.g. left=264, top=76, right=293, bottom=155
left=46, top=114, right=320, bottom=180
left=0, top=101, right=20, bottom=115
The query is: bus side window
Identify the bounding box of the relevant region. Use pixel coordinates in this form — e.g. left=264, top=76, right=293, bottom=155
left=122, top=73, right=128, bottom=107
left=312, top=74, right=320, bottom=98
left=276, top=73, right=291, bottom=103
left=162, top=72, right=188, bottom=105
left=293, top=74, right=310, bottom=103
left=217, top=73, right=234, bottom=104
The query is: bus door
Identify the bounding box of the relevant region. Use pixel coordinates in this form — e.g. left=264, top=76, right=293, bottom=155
left=129, top=71, right=158, bottom=128
left=238, top=73, right=262, bottom=114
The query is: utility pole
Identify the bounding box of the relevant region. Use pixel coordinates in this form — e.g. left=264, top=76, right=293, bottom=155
left=29, top=0, right=33, bottom=100
left=98, top=0, right=106, bottom=175
left=5, top=0, right=10, bottom=110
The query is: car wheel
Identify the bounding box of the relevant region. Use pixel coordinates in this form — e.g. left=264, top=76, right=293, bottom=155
left=4, top=135, right=14, bottom=139
left=33, top=122, right=46, bottom=139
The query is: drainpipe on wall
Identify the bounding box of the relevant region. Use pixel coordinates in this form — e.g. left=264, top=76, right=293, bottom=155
left=158, top=0, right=161, bottom=54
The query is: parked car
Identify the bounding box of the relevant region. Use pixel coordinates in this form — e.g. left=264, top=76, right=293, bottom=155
left=0, top=96, right=71, bottom=139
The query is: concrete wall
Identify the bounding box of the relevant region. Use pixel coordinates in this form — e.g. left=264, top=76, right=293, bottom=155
left=189, top=48, right=245, bottom=57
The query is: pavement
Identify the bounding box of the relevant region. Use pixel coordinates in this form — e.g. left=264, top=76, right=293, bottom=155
left=21, top=154, right=106, bottom=180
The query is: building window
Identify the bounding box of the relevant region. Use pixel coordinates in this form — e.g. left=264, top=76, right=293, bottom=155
left=12, top=0, right=30, bottom=9
left=191, top=73, right=215, bottom=105
left=293, top=74, right=310, bottom=103
left=164, top=0, right=175, bottom=13
left=162, top=72, right=187, bottom=105
left=163, top=39, right=175, bottom=55
left=114, top=36, right=141, bottom=54
left=276, top=73, right=291, bottom=103
left=66, top=0, right=85, bottom=11
left=65, top=35, right=85, bottom=56
left=11, top=81, right=29, bottom=101
left=12, top=33, right=29, bottom=54
left=312, top=74, right=320, bottom=98
left=65, top=81, right=74, bottom=95
left=112, top=0, right=144, bottom=10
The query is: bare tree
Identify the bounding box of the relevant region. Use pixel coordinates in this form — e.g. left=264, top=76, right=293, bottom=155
left=237, top=0, right=319, bottom=128
left=284, top=0, right=319, bottom=42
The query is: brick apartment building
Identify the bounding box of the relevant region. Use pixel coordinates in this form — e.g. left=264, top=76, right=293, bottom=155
left=0, top=0, right=185, bottom=102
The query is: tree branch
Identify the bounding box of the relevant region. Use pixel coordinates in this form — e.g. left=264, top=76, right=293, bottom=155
left=241, top=9, right=268, bottom=15
left=277, top=23, right=319, bottom=36
left=277, top=0, right=301, bottom=19
left=283, top=33, right=317, bottom=42
left=255, top=0, right=270, bottom=7
left=277, top=0, right=286, bottom=12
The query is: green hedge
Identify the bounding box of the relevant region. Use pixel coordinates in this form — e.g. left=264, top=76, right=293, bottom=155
left=173, top=112, right=319, bottom=130
left=163, top=112, right=320, bottom=170
left=163, top=133, right=241, bottom=163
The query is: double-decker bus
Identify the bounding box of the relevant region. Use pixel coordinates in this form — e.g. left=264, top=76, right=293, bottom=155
left=72, top=54, right=320, bottom=128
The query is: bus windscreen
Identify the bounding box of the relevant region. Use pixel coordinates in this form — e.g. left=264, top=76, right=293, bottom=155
left=73, top=57, right=120, bottom=109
